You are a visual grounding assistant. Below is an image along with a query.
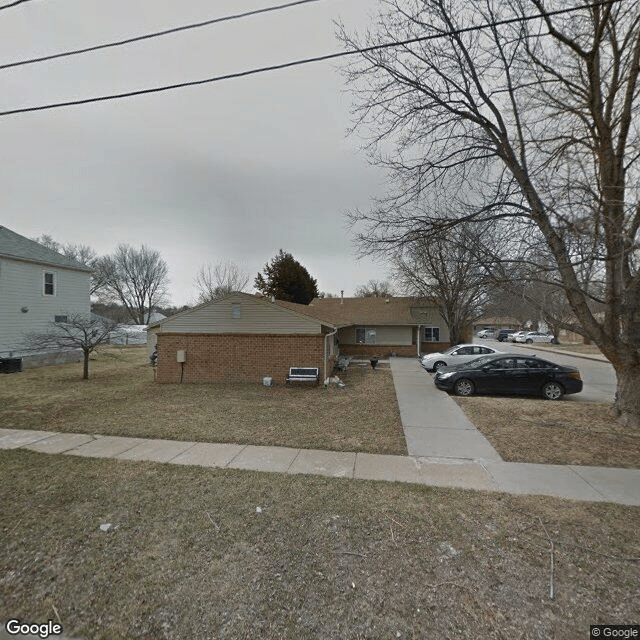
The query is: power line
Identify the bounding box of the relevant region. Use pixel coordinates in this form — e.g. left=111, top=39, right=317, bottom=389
left=0, top=0, right=325, bottom=71
left=0, top=0, right=35, bottom=11
left=0, top=0, right=620, bottom=118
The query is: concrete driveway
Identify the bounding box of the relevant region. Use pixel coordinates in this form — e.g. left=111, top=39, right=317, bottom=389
left=389, top=357, right=502, bottom=462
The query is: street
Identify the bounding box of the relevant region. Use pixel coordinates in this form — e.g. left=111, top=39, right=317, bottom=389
left=482, top=339, right=616, bottom=403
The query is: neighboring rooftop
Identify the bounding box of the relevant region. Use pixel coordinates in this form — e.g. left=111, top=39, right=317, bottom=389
left=300, top=296, right=438, bottom=326
left=0, top=226, right=92, bottom=272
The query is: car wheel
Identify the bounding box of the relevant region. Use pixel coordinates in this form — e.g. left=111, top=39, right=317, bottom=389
left=542, top=381, right=564, bottom=400
left=454, top=378, right=475, bottom=396
left=526, top=339, right=533, bottom=344
left=433, top=361, right=446, bottom=370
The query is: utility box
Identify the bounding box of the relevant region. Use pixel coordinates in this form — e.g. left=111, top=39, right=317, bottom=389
left=176, top=350, right=186, bottom=363
left=0, top=358, right=22, bottom=374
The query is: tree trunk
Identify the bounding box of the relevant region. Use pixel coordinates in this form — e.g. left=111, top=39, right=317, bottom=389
left=83, top=349, right=90, bottom=380
left=613, top=365, right=640, bottom=427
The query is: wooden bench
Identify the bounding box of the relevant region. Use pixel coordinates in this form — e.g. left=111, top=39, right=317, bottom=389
left=285, top=367, right=319, bottom=385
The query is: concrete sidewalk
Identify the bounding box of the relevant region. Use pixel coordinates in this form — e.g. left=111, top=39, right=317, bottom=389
left=390, top=357, right=502, bottom=462
left=0, top=427, right=638, bottom=506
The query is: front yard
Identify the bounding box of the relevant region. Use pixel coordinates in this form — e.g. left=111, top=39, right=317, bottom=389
left=1, top=449, right=638, bottom=640
left=455, top=396, right=640, bottom=469
left=0, top=345, right=406, bottom=456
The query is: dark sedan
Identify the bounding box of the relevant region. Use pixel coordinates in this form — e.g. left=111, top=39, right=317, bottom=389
left=433, top=354, right=583, bottom=400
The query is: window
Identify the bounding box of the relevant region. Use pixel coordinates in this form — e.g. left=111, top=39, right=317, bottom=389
left=54, top=315, right=68, bottom=323
left=43, top=272, right=55, bottom=296
left=355, top=327, right=376, bottom=344
left=231, top=303, right=241, bottom=319
left=423, top=327, right=440, bottom=342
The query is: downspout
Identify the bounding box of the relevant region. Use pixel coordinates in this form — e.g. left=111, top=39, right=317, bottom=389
left=417, top=324, right=422, bottom=357
left=324, top=327, right=338, bottom=382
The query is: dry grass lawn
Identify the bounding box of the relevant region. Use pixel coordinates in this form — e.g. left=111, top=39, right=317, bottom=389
left=0, top=345, right=406, bottom=455
left=1, top=450, right=638, bottom=640
left=455, top=396, right=640, bottom=468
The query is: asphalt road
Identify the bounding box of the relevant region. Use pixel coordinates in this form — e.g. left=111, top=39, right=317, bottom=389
left=481, top=338, right=616, bottom=403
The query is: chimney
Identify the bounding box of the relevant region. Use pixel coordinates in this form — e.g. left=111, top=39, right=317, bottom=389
left=340, top=290, right=344, bottom=304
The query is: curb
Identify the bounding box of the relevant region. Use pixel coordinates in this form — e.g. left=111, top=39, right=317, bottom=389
left=508, top=343, right=609, bottom=364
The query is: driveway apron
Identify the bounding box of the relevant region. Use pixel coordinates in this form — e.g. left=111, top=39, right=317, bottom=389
left=389, top=357, right=502, bottom=462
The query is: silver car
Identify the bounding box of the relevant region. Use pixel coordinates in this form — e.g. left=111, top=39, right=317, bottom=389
left=420, top=343, right=503, bottom=371
left=515, top=331, right=555, bottom=344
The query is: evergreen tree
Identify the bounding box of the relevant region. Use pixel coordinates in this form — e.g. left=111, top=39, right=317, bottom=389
left=254, top=250, right=319, bottom=304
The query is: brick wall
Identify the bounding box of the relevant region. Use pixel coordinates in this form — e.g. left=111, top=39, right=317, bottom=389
left=155, top=333, right=325, bottom=384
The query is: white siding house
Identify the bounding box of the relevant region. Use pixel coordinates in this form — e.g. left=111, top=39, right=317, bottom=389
left=0, top=226, right=92, bottom=356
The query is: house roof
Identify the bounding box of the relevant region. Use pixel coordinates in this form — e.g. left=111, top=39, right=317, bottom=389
left=294, top=296, right=438, bottom=326
left=148, top=291, right=340, bottom=330
left=148, top=293, right=438, bottom=331
left=0, top=226, right=92, bottom=272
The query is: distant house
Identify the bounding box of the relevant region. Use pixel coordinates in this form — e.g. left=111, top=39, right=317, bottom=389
left=300, top=296, right=452, bottom=357
left=148, top=292, right=452, bottom=384
left=0, top=226, right=92, bottom=357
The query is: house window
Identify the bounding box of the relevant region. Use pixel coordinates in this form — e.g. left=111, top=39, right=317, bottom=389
left=355, top=327, right=377, bottom=344
left=54, top=315, right=68, bottom=323
left=423, top=326, right=440, bottom=342
left=231, top=303, right=241, bottom=319
left=43, top=272, right=55, bottom=296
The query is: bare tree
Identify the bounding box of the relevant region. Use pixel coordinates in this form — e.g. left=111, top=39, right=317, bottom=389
left=354, top=279, right=395, bottom=297
left=96, top=244, right=169, bottom=324
left=23, top=313, right=117, bottom=380
left=394, top=226, right=488, bottom=344
left=341, top=0, right=640, bottom=425
left=194, top=260, right=250, bottom=303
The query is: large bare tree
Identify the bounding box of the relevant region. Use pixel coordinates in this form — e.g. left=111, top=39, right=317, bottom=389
left=394, top=225, right=488, bottom=344
left=341, top=0, right=640, bottom=425
left=97, top=244, right=169, bottom=324
left=194, top=260, right=250, bottom=303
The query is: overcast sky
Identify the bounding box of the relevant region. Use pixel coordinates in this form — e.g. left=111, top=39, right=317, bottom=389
left=0, top=0, right=392, bottom=306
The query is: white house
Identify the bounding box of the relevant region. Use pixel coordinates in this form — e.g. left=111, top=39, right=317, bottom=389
left=0, top=226, right=92, bottom=357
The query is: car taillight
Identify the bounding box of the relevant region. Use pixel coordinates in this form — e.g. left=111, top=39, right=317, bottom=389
left=568, top=371, right=581, bottom=380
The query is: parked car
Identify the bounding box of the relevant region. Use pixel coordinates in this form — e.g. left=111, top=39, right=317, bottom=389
left=420, top=344, right=503, bottom=371
left=496, top=328, right=517, bottom=342
left=508, top=331, right=528, bottom=342
left=515, top=331, right=556, bottom=344
left=433, top=354, right=582, bottom=399
left=476, top=329, right=495, bottom=339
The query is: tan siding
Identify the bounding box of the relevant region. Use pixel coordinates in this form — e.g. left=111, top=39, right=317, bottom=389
left=375, top=326, right=412, bottom=345
left=337, top=325, right=412, bottom=345
left=156, top=294, right=322, bottom=335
